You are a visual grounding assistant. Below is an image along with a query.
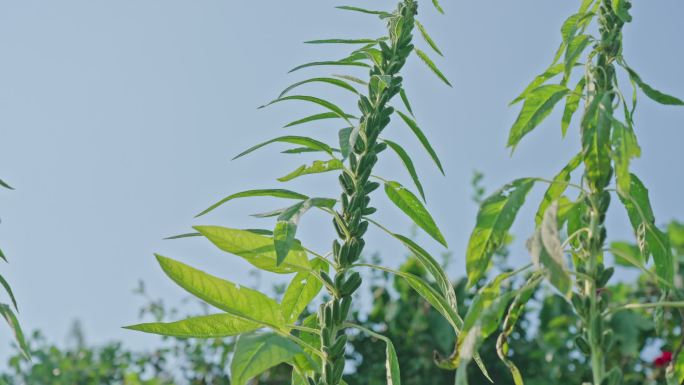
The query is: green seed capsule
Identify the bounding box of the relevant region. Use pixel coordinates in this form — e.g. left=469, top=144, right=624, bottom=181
left=575, top=336, right=591, bottom=355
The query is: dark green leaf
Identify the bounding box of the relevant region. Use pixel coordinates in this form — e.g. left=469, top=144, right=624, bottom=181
left=124, top=313, right=260, bottom=338
left=284, top=112, right=355, bottom=128
left=626, top=67, right=684, bottom=106
left=279, top=78, right=358, bottom=99
left=304, top=38, right=378, bottom=45
left=466, top=178, right=536, bottom=286
left=399, top=88, right=414, bottom=116
left=0, top=179, right=13, bottom=190
left=0, top=304, right=29, bottom=359
left=396, top=111, right=444, bottom=175
left=508, top=85, right=569, bottom=148
left=233, top=135, right=334, bottom=160
left=414, top=49, right=452, bottom=87
left=338, top=127, right=352, bottom=159
left=0, top=275, right=18, bottom=311
left=231, top=333, right=302, bottom=385
left=274, top=198, right=336, bottom=265
left=335, top=6, right=391, bottom=17
left=195, top=226, right=311, bottom=273
left=415, top=20, right=442, bottom=56
left=382, top=139, right=425, bottom=201
left=278, top=159, right=344, bottom=182
left=197, top=189, right=308, bottom=217
left=561, top=77, right=586, bottom=136
left=384, top=181, right=447, bottom=247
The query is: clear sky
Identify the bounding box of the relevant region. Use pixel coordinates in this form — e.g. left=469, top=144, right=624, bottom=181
left=0, top=1, right=682, bottom=355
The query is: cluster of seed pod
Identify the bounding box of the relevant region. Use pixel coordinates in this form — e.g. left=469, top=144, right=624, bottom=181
left=315, top=2, right=418, bottom=385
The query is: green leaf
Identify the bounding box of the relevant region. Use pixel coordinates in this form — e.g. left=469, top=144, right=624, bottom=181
left=414, top=48, right=452, bottom=87
left=0, top=248, right=6, bottom=262
left=304, top=38, right=379, bottom=45
left=155, top=255, right=285, bottom=327
left=507, top=85, right=569, bottom=148
left=231, top=333, right=303, bottom=385
left=611, top=0, right=632, bottom=22
left=466, top=178, right=536, bottom=286
left=535, top=152, right=582, bottom=226
left=531, top=202, right=572, bottom=297
left=289, top=58, right=370, bottom=73
left=196, top=189, right=308, bottom=217
left=0, top=275, right=18, bottom=311
left=278, top=78, right=359, bottom=99
left=581, top=93, right=613, bottom=190
left=611, top=241, right=643, bottom=268
left=124, top=313, right=260, bottom=338
left=333, top=74, right=367, bottom=85
left=282, top=147, right=328, bottom=155
left=384, top=181, right=447, bottom=247
left=415, top=20, right=442, bottom=56
left=561, top=77, right=586, bottom=136
left=396, top=111, right=444, bottom=175
left=281, top=259, right=327, bottom=323
left=278, top=159, right=344, bottom=182
left=274, top=198, right=337, bottom=265
left=382, top=139, right=425, bottom=201
left=431, top=0, right=445, bottom=14
left=233, top=135, right=334, bottom=160
left=335, top=6, right=391, bottom=17
left=338, top=127, right=352, bottom=159
left=284, top=112, right=355, bottom=128
left=626, top=67, right=684, bottom=106
left=611, top=117, right=641, bottom=195
left=399, top=88, right=414, bottom=116
left=564, top=34, right=591, bottom=76
left=385, top=339, right=401, bottom=385
left=0, top=179, right=13, bottom=190
left=195, top=226, right=311, bottom=274
left=510, top=63, right=564, bottom=105
left=617, top=174, right=674, bottom=286
left=0, top=304, right=29, bottom=359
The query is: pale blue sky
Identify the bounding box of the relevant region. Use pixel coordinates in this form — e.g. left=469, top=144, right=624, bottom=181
left=0, top=1, right=682, bottom=354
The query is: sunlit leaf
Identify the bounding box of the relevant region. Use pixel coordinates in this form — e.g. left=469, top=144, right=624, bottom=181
left=382, top=139, right=425, bottom=201
left=384, top=181, right=447, bottom=247
left=611, top=117, right=641, bottom=195
left=466, top=178, right=536, bottom=286
left=564, top=34, right=591, bottom=76
left=195, top=226, right=310, bottom=273
left=431, top=0, right=445, bottom=14
left=281, top=259, right=327, bottom=323
left=510, top=63, right=564, bottom=106
left=196, top=189, right=308, bottom=217
left=508, top=85, right=569, bottom=148
left=414, top=49, right=451, bottom=87
left=535, top=153, right=582, bottom=226
left=561, top=77, right=586, bottom=136
left=278, top=159, right=344, bottom=182
left=396, top=111, right=444, bottom=175
left=124, top=313, right=260, bottom=338
left=231, top=333, right=302, bottom=385
left=155, top=255, right=285, bottom=327
left=611, top=0, right=632, bottom=22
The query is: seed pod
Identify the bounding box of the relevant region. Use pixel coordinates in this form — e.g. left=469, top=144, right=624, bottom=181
left=334, top=272, right=346, bottom=289
left=332, top=359, right=345, bottom=385
left=571, top=293, right=586, bottom=319
left=340, top=272, right=362, bottom=296
left=598, top=267, right=614, bottom=287
left=340, top=296, right=352, bottom=322
left=575, top=336, right=591, bottom=355
left=320, top=271, right=335, bottom=291
left=357, top=220, right=369, bottom=237
left=361, top=207, right=377, bottom=216
left=364, top=182, right=380, bottom=194
left=330, top=334, right=348, bottom=357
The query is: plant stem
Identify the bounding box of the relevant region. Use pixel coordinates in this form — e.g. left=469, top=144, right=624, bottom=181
left=316, top=2, right=417, bottom=384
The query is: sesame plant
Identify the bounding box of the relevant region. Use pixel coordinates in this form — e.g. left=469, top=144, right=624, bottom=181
left=453, top=1, right=683, bottom=385
left=124, top=1, right=476, bottom=384
left=0, top=178, right=29, bottom=360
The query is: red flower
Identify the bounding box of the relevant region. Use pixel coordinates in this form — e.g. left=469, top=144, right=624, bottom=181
left=654, top=351, right=673, bottom=367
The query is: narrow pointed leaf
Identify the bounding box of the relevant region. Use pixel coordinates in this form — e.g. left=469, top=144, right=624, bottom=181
left=124, top=313, right=260, bottom=338
left=278, top=159, right=344, bottom=182
left=231, top=333, right=303, bottom=385
left=399, top=88, right=414, bottom=116
left=282, top=259, right=328, bottom=323
left=396, top=111, right=444, bottom=175
left=0, top=275, right=18, bottom=311
left=564, top=34, right=591, bottom=76
left=561, top=77, right=586, bottom=136
left=333, top=74, right=367, bottom=85
left=0, top=179, right=13, bottom=190
left=304, top=38, right=378, bottom=45
left=510, top=63, right=564, bottom=106
left=233, top=135, right=333, bottom=160
left=274, top=198, right=336, bottom=264
left=155, top=255, right=285, bottom=327
left=338, top=127, right=353, bottom=159
left=431, top=0, right=445, bottom=14
left=535, top=153, right=582, bottom=226
left=507, top=85, right=569, bottom=148
left=466, top=178, right=536, bottom=286
left=611, top=118, right=641, bottom=195
left=284, top=112, right=354, bottom=128
left=335, top=6, right=391, bottom=17
left=383, top=139, right=425, bottom=201
left=415, top=20, right=442, bottom=56
left=195, top=226, right=310, bottom=273
left=414, top=48, right=451, bottom=86
left=384, top=181, right=447, bottom=247
left=0, top=304, right=29, bottom=359
left=279, top=78, right=358, bottom=99
left=260, top=95, right=352, bottom=121
left=626, top=67, right=684, bottom=106
left=197, top=189, right=308, bottom=217
left=289, top=58, right=370, bottom=73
